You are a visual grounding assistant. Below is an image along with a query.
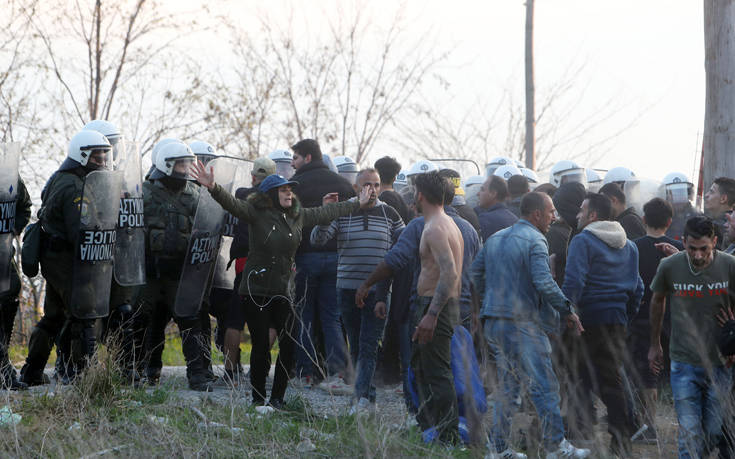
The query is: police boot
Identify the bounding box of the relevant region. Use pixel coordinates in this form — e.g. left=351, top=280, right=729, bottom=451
left=20, top=326, right=54, bottom=386
left=55, top=322, right=77, bottom=385
left=54, top=353, right=76, bottom=385
left=180, top=325, right=212, bottom=392
left=142, top=367, right=161, bottom=386
left=0, top=345, right=25, bottom=391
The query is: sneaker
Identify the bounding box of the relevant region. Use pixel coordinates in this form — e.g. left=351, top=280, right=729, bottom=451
left=545, top=439, right=591, bottom=459
left=291, top=375, right=314, bottom=389
left=631, top=423, right=657, bottom=445
left=317, top=375, right=351, bottom=395
left=485, top=448, right=527, bottom=459
left=348, top=397, right=373, bottom=416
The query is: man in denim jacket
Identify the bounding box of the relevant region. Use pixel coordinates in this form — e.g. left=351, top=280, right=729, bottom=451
left=473, top=192, right=590, bottom=459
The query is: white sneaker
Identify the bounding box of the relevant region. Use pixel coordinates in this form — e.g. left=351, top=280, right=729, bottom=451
left=348, top=397, right=373, bottom=416
left=545, top=439, right=591, bottom=459
left=290, top=375, right=314, bottom=389
left=485, top=448, right=527, bottom=459
left=317, top=375, right=352, bottom=395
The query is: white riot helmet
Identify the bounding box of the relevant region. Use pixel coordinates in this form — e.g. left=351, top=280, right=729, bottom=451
left=322, top=154, right=338, bottom=173
left=464, top=175, right=485, bottom=208
left=520, top=168, right=539, bottom=184
left=493, top=164, right=522, bottom=180
left=406, top=160, right=439, bottom=185
left=151, top=141, right=195, bottom=180
left=550, top=160, right=587, bottom=188
left=66, top=129, right=112, bottom=170
left=83, top=120, right=121, bottom=145
left=151, top=138, right=180, bottom=166
left=662, top=172, right=694, bottom=205
left=333, top=155, right=359, bottom=184
left=603, top=166, right=637, bottom=185
left=485, top=156, right=515, bottom=177
left=189, top=140, right=218, bottom=164
left=268, top=149, right=294, bottom=179
left=394, top=170, right=408, bottom=193
left=83, top=119, right=122, bottom=165
left=586, top=168, right=603, bottom=192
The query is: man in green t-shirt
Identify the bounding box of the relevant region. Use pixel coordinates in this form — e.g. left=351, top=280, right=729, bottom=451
left=649, top=216, right=735, bottom=458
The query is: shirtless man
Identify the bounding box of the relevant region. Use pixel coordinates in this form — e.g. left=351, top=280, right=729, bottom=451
left=410, top=171, right=464, bottom=443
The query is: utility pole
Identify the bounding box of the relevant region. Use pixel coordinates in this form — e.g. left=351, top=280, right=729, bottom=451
left=703, top=0, right=735, bottom=190
left=524, top=0, right=536, bottom=170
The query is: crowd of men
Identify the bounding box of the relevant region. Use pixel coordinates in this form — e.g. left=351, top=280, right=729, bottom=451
left=3, top=123, right=735, bottom=458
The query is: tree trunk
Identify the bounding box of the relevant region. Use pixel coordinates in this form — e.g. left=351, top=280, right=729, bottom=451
left=524, top=0, right=535, bottom=170
left=703, top=0, right=735, bottom=190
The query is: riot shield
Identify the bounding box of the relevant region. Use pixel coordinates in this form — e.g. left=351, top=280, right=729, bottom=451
left=213, top=161, right=253, bottom=290
left=0, top=143, right=19, bottom=294
left=113, top=140, right=146, bottom=286
left=174, top=158, right=237, bottom=317
left=71, top=170, right=123, bottom=319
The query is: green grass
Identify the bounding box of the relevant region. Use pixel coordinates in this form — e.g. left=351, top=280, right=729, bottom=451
left=10, top=336, right=279, bottom=368
left=0, top=368, right=472, bottom=458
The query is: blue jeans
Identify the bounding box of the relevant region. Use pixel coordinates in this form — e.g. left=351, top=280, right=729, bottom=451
left=670, top=360, right=732, bottom=459
left=339, top=288, right=386, bottom=401
left=484, top=319, right=565, bottom=452
left=294, top=252, right=346, bottom=377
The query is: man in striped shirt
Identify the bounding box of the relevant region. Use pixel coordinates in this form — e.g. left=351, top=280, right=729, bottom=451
left=311, top=168, right=405, bottom=413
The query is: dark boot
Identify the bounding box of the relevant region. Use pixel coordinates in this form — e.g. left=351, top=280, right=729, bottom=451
left=20, top=326, right=54, bottom=385
left=180, top=321, right=212, bottom=392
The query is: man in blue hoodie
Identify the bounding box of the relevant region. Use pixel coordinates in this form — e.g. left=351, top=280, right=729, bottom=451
left=562, top=192, right=644, bottom=457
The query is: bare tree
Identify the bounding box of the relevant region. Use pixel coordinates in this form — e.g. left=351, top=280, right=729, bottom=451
left=397, top=61, right=643, bottom=177
left=703, top=0, right=735, bottom=189
left=210, top=4, right=445, bottom=163
left=26, top=0, right=213, bottom=156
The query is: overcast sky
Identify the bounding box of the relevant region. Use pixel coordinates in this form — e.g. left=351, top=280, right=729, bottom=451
left=181, top=0, right=704, bottom=182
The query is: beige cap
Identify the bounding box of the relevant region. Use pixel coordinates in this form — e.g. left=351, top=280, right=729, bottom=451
left=252, top=157, right=277, bottom=179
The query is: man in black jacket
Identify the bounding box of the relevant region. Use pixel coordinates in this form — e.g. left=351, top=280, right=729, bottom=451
left=600, top=182, right=646, bottom=240
left=290, top=139, right=355, bottom=392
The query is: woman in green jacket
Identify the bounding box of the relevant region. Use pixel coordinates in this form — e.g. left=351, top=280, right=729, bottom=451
left=192, top=162, right=371, bottom=407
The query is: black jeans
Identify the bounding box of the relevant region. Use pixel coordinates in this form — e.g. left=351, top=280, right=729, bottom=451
left=244, top=295, right=295, bottom=404
left=571, top=324, right=633, bottom=455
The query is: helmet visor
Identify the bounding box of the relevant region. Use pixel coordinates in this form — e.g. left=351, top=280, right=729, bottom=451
left=171, top=158, right=195, bottom=180
left=275, top=161, right=294, bottom=179
left=86, top=148, right=113, bottom=171
left=559, top=170, right=587, bottom=187
left=340, top=171, right=358, bottom=185
left=667, top=183, right=690, bottom=205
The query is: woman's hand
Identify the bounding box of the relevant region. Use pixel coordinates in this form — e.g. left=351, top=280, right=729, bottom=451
left=191, top=160, right=215, bottom=190
left=322, top=192, right=339, bottom=205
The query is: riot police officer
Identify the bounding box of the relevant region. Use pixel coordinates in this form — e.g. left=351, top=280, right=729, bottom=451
left=0, top=142, right=31, bottom=389
left=21, top=130, right=119, bottom=385
left=663, top=172, right=702, bottom=241
left=141, top=141, right=213, bottom=391
left=84, top=120, right=146, bottom=384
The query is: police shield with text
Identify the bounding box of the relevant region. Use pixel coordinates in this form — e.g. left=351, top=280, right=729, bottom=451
left=140, top=141, right=214, bottom=391
left=0, top=143, right=30, bottom=390
left=0, top=144, right=19, bottom=295
left=174, top=157, right=236, bottom=318
left=21, top=129, right=118, bottom=384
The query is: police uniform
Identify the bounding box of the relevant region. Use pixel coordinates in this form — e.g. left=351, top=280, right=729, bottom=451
left=0, top=178, right=31, bottom=387
left=140, top=177, right=211, bottom=390
left=21, top=166, right=90, bottom=384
